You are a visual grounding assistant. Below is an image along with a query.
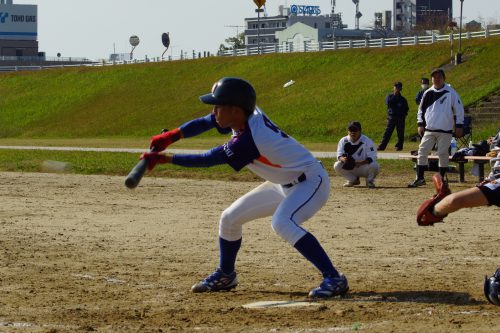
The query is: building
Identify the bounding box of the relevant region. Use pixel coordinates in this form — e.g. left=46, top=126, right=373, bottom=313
left=393, top=0, right=416, bottom=33
left=393, top=0, right=452, bottom=33
left=244, top=5, right=288, bottom=49
left=245, top=5, right=380, bottom=48
left=375, top=11, right=392, bottom=30
left=415, top=0, right=452, bottom=30
left=244, top=4, right=399, bottom=51
left=487, top=24, right=500, bottom=30
left=465, top=20, right=482, bottom=31
left=0, top=0, right=38, bottom=57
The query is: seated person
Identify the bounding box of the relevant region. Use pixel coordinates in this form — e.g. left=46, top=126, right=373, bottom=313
left=334, top=121, right=380, bottom=188
left=487, top=129, right=500, bottom=152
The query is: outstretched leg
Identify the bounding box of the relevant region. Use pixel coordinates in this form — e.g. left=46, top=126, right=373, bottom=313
left=433, top=187, right=489, bottom=217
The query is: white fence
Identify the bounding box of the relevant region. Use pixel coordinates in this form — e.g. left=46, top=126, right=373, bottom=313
left=1, top=29, right=499, bottom=72
left=220, top=28, right=500, bottom=56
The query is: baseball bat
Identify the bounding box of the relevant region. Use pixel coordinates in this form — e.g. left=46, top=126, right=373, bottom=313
left=125, top=129, right=169, bottom=189
left=124, top=153, right=150, bottom=189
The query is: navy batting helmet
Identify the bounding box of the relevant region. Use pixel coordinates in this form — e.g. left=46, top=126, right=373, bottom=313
left=199, top=77, right=256, bottom=115
left=484, top=268, right=500, bottom=306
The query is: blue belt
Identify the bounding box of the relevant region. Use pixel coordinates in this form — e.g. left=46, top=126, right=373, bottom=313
left=282, top=173, right=306, bottom=188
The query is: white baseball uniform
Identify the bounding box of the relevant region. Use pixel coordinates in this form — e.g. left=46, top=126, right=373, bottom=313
left=333, top=134, right=379, bottom=184
left=173, top=108, right=329, bottom=245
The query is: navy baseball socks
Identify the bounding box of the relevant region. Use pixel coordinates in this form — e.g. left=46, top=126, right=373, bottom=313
left=191, top=234, right=350, bottom=296
left=191, top=237, right=241, bottom=293
left=294, top=233, right=349, bottom=298
left=408, top=165, right=427, bottom=187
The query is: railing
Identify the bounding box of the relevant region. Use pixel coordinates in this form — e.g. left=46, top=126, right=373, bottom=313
left=220, top=28, right=500, bottom=55
left=0, top=29, right=498, bottom=72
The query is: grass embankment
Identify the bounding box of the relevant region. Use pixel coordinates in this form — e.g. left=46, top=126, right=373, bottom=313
left=0, top=37, right=498, bottom=177
left=0, top=37, right=499, bottom=143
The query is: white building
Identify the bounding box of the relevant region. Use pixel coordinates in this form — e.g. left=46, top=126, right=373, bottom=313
left=393, top=0, right=416, bottom=33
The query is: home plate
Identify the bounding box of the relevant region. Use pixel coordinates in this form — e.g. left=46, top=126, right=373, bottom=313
left=243, top=300, right=320, bottom=309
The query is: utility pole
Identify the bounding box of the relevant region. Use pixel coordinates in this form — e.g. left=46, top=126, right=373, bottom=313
left=252, top=0, right=266, bottom=54
left=456, top=0, right=464, bottom=64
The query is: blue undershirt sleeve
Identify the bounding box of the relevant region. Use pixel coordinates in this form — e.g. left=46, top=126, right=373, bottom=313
left=172, top=146, right=227, bottom=168
left=180, top=114, right=231, bottom=138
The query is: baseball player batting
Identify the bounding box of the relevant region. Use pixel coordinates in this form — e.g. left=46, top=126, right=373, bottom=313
left=140, top=77, right=348, bottom=297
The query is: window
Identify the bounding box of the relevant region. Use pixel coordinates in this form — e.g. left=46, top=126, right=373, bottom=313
left=252, top=23, right=258, bottom=29
left=282, top=22, right=286, bottom=27
left=325, top=22, right=331, bottom=28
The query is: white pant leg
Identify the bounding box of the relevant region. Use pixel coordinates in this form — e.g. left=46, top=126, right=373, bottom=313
left=272, top=164, right=330, bottom=245
left=334, top=161, right=358, bottom=182
left=364, top=162, right=380, bottom=182
left=334, top=161, right=379, bottom=182
left=417, top=132, right=437, bottom=166
left=436, top=132, right=452, bottom=168
left=219, top=181, right=284, bottom=241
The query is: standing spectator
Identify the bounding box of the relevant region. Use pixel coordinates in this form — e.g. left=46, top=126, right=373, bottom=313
left=415, top=78, right=430, bottom=106
left=408, top=69, right=464, bottom=187
left=334, top=121, right=379, bottom=188
left=377, top=82, right=409, bottom=151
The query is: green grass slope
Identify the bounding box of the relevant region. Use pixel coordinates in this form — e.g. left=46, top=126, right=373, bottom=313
left=0, top=37, right=499, bottom=143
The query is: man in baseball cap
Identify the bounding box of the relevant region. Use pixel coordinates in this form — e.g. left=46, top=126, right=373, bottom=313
left=409, top=68, right=464, bottom=187
left=335, top=121, right=379, bottom=188
left=348, top=121, right=361, bottom=132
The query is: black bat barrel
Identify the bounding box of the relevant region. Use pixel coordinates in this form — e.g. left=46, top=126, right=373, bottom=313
left=125, top=158, right=148, bottom=189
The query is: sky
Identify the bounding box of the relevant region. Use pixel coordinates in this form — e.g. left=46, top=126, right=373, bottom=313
left=10, top=0, right=500, bottom=60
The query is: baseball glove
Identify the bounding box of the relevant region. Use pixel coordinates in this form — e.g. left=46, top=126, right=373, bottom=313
left=484, top=268, right=500, bottom=306
left=416, top=173, right=451, bottom=226
left=342, top=156, right=356, bottom=170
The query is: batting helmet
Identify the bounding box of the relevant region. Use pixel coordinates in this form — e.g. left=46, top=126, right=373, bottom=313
left=484, top=268, right=500, bottom=306
left=199, top=77, right=256, bottom=115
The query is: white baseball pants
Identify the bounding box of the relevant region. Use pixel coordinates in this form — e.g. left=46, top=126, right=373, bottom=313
left=333, top=161, right=380, bottom=182
left=219, top=162, right=330, bottom=246
left=417, top=131, right=452, bottom=167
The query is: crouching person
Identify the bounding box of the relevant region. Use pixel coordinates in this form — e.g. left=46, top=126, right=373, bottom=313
left=334, top=121, right=380, bottom=188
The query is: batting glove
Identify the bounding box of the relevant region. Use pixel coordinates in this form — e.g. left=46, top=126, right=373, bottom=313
left=140, top=152, right=168, bottom=171
left=150, top=128, right=182, bottom=152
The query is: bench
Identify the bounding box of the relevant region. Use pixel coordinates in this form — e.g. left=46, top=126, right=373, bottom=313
left=399, top=154, right=492, bottom=183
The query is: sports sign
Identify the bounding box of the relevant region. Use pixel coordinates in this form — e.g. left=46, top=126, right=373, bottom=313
left=0, top=4, right=37, bottom=40
left=290, top=4, right=321, bottom=16
left=253, top=0, right=266, bottom=9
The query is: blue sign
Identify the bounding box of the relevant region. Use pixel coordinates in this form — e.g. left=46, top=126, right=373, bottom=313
left=290, top=5, right=321, bottom=16
left=0, top=12, right=9, bottom=23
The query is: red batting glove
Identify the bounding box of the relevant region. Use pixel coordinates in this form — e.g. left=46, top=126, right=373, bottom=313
left=150, top=128, right=182, bottom=152
left=140, top=152, right=168, bottom=171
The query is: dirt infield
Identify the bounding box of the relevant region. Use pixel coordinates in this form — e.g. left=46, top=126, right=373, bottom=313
left=1, top=171, right=499, bottom=332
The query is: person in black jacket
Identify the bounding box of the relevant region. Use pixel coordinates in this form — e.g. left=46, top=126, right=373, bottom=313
left=415, top=78, right=430, bottom=106
left=377, top=82, right=409, bottom=151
